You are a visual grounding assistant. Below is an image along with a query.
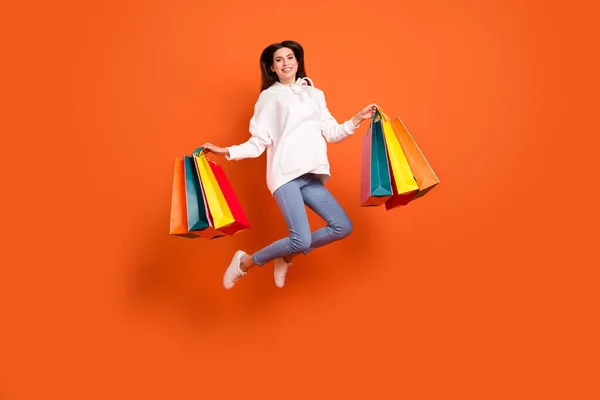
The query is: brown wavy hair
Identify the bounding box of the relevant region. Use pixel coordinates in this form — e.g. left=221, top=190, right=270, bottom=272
left=259, top=40, right=309, bottom=92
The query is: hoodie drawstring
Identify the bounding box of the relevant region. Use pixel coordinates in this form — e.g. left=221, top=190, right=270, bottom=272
left=299, top=77, right=314, bottom=89
left=287, top=77, right=315, bottom=94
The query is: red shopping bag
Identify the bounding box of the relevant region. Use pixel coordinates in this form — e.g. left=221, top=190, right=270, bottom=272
left=207, top=159, right=250, bottom=236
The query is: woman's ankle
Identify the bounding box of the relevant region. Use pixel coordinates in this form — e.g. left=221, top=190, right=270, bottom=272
left=240, top=254, right=255, bottom=272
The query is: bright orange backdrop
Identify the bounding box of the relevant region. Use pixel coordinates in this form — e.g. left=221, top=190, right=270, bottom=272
left=1, top=0, right=598, bottom=398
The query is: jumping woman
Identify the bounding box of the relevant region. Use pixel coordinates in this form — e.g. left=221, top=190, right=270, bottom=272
left=199, top=40, right=376, bottom=289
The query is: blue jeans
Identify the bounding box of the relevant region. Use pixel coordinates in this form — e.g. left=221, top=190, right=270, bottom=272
left=252, top=173, right=353, bottom=266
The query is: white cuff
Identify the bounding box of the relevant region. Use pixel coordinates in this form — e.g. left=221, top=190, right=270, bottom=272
left=225, top=145, right=240, bottom=161
left=345, top=119, right=359, bottom=134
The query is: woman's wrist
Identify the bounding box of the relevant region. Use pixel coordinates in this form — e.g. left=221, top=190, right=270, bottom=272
left=351, top=115, right=362, bottom=128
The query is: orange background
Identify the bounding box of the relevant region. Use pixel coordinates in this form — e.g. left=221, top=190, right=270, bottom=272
left=1, top=0, right=598, bottom=398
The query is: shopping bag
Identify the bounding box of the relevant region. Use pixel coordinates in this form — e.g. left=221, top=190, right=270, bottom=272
left=183, top=155, right=210, bottom=231
left=391, top=116, right=440, bottom=202
left=195, top=162, right=228, bottom=240
left=194, top=153, right=236, bottom=230
left=183, top=156, right=210, bottom=231
left=169, top=157, right=199, bottom=238
left=377, top=108, right=419, bottom=210
left=360, top=111, right=393, bottom=206
left=208, top=160, right=250, bottom=235
left=183, top=156, right=225, bottom=239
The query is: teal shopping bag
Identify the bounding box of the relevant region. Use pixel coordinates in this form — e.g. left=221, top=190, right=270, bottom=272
left=360, top=110, right=393, bottom=206
left=184, top=155, right=210, bottom=231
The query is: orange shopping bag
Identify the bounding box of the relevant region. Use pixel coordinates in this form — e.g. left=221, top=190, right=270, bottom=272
left=169, top=157, right=199, bottom=238
left=390, top=116, right=440, bottom=203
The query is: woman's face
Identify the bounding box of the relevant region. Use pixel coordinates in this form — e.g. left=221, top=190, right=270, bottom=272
left=271, top=47, right=298, bottom=84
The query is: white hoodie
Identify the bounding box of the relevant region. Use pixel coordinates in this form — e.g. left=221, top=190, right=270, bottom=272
left=226, top=77, right=359, bottom=194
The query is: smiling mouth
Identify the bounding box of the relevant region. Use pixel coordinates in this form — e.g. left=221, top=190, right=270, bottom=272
left=282, top=67, right=293, bottom=73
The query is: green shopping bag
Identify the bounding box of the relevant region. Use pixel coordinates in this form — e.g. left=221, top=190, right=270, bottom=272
left=360, top=110, right=393, bottom=206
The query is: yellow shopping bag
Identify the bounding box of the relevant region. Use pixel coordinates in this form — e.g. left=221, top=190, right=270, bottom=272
left=378, top=108, right=419, bottom=201
left=194, top=153, right=235, bottom=230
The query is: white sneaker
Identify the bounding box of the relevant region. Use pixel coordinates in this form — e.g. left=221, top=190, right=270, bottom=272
left=274, top=258, right=291, bottom=288
left=223, top=250, right=247, bottom=289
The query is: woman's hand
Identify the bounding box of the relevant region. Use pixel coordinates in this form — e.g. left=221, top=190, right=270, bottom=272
left=198, top=142, right=229, bottom=157
left=352, top=103, right=378, bottom=127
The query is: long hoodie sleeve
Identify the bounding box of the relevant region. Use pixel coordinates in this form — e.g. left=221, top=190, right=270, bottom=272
left=317, top=90, right=359, bottom=144
left=226, top=93, right=274, bottom=161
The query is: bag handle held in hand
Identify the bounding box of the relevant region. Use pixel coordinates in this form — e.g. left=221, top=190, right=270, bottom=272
left=192, top=147, right=207, bottom=158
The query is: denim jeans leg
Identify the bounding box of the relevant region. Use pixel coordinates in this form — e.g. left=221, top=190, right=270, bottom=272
left=300, top=177, right=353, bottom=254
left=252, top=175, right=313, bottom=266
